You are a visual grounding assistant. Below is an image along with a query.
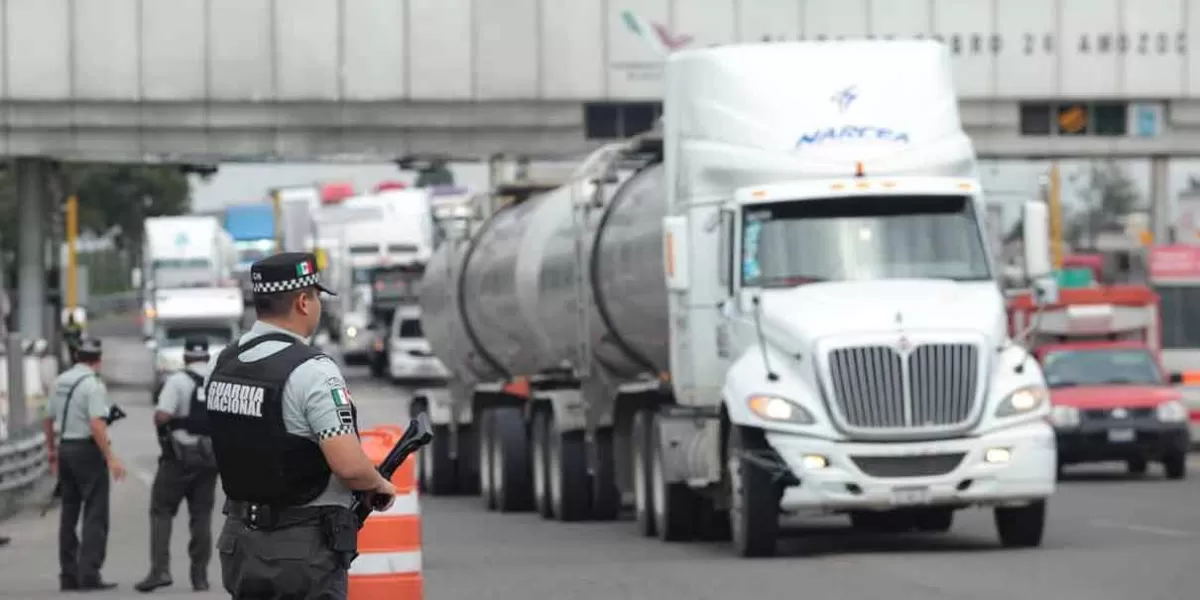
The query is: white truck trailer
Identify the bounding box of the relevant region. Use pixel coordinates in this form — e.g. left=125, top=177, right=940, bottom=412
left=417, top=41, right=1059, bottom=557
left=140, top=216, right=237, bottom=339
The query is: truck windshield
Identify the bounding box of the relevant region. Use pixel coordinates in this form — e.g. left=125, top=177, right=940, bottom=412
left=741, top=195, right=991, bottom=287
left=1041, top=348, right=1163, bottom=387
left=159, top=326, right=235, bottom=347
left=234, top=240, right=275, bottom=264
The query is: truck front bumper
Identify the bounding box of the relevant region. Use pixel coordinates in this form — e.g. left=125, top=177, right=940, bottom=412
left=389, top=352, right=450, bottom=381
left=766, top=419, right=1056, bottom=514
left=1056, top=420, right=1189, bottom=465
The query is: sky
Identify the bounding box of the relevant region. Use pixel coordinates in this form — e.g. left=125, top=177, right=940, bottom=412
left=188, top=158, right=1200, bottom=233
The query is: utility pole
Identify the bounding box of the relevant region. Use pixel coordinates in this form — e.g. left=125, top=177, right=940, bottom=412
left=65, top=194, right=78, bottom=311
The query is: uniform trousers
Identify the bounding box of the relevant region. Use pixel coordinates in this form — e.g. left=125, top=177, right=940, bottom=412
left=148, top=456, right=219, bottom=578
left=57, top=439, right=110, bottom=584
left=217, top=503, right=354, bottom=600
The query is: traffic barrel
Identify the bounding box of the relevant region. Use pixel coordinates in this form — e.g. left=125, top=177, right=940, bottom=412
left=350, top=427, right=423, bottom=600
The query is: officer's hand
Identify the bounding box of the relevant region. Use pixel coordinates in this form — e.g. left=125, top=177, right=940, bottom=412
left=48, top=449, right=58, bottom=475
left=108, top=458, right=127, bottom=482
left=370, top=479, right=398, bottom=512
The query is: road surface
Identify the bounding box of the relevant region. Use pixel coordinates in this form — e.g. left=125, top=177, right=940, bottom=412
left=1, top=334, right=1199, bottom=599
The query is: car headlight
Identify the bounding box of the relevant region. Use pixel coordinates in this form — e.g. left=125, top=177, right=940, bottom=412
left=345, top=326, right=358, bottom=338
left=1050, top=405, right=1080, bottom=428
left=1156, top=400, right=1189, bottom=423
left=747, top=395, right=814, bottom=425
left=995, top=385, right=1049, bottom=418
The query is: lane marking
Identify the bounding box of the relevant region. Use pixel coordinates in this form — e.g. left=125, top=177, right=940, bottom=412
left=1088, top=518, right=1195, bottom=538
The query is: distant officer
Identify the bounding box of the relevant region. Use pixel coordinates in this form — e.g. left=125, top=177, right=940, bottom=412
left=135, top=337, right=219, bottom=593
left=41, top=338, right=125, bottom=592
left=207, top=252, right=397, bottom=599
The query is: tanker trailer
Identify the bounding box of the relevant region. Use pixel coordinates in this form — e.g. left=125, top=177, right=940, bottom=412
left=420, top=40, right=1061, bottom=558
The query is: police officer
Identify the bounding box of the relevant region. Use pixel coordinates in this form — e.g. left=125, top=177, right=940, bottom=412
left=135, top=337, right=219, bottom=593
left=41, top=338, right=125, bottom=592
left=207, top=253, right=397, bottom=599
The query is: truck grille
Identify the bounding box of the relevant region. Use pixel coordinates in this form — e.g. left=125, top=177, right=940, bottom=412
left=826, top=343, right=980, bottom=433
left=851, top=453, right=965, bottom=478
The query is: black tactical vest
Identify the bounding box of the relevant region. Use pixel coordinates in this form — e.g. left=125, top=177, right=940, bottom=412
left=206, top=332, right=337, bottom=506
left=176, top=370, right=211, bottom=436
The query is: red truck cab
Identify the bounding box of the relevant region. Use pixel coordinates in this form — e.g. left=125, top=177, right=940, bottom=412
left=1008, top=285, right=1190, bottom=479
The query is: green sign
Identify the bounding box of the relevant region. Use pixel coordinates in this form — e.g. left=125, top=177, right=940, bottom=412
left=1056, top=267, right=1095, bottom=289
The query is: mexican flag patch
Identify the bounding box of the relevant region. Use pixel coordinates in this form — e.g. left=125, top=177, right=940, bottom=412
left=331, top=387, right=352, bottom=407
left=296, top=261, right=314, bottom=276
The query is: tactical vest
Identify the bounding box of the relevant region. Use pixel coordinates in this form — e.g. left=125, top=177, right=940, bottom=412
left=168, top=370, right=211, bottom=436
left=207, top=333, right=343, bottom=506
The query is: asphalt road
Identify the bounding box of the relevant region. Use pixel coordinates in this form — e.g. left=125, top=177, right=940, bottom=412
left=2, top=332, right=1200, bottom=599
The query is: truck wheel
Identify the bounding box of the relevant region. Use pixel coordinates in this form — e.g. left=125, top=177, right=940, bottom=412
left=1163, top=452, right=1187, bottom=480
left=478, top=409, right=497, bottom=510
left=651, top=412, right=696, bottom=543
left=994, top=500, right=1046, bottom=548
left=369, top=354, right=386, bottom=378
left=531, top=410, right=554, bottom=518
left=548, top=415, right=590, bottom=522
left=913, top=508, right=954, bottom=533
left=590, top=428, right=621, bottom=521
left=421, top=424, right=458, bottom=495
left=631, top=409, right=656, bottom=537
left=726, top=425, right=781, bottom=556
left=490, top=407, right=533, bottom=512
left=455, top=424, right=481, bottom=495
left=850, top=511, right=915, bottom=533
left=1127, top=458, right=1148, bottom=476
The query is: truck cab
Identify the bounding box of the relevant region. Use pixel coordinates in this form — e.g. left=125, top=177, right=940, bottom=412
left=1009, top=285, right=1190, bottom=479
left=145, top=286, right=244, bottom=403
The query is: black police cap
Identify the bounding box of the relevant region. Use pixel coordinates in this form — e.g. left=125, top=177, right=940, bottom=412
left=183, top=337, right=210, bottom=360
left=249, top=252, right=336, bottom=297
left=75, top=337, right=102, bottom=359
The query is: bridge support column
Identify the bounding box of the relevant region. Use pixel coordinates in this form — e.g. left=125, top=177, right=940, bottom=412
left=15, top=158, right=48, bottom=342
left=1150, top=155, right=1171, bottom=244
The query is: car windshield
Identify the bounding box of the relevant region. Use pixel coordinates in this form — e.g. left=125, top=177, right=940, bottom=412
left=741, top=195, right=991, bottom=287
left=1041, top=348, right=1163, bottom=388
left=159, top=326, right=234, bottom=347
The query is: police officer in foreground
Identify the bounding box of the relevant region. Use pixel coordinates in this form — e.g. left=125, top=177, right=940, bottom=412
left=136, top=337, right=219, bottom=593
left=206, top=253, right=397, bottom=598
left=41, top=338, right=125, bottom=591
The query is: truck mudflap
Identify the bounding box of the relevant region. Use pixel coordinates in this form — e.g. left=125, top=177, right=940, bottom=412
left=764, top=419, right=1057, bottom=513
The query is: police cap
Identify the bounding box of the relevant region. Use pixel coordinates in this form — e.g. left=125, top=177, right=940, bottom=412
left=250, top=252, right=337, bottom=297
left=75, top=337, right=102, bottom=361
left=183, top=337, right=209, bottom=361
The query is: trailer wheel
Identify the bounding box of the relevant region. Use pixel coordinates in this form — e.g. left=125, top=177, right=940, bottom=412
left=491, top=407, right=534, bottom=512
left=651, top=412, right=696, bottom=542
left=419, top=424, right=458, bottom=495
left=547, top=415, right=590, bottom=522
left=631, top=409, right=656, bottom=537
left=1163, top=452, right=1187, bottom=480
left=726, top=425, right=781, bottom=557
left=531, top=409, right=554, bottom=518
left=590, top=428, right=621, bottom=521
left=995, top=499, right=1046, bottom=548
left=455, top=423, right=481, bottom=495
left=478, top=409, right=497, bottom=510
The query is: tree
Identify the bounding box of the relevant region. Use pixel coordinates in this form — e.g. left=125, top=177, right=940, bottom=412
left=0, top=163, right=190, bottom=257
left=1064, top=161, right=1141, bottom=248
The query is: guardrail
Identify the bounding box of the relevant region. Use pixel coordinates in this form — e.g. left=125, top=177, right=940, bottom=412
left=0, top=427, right=48, bottom=519
left=0, top=339, right=55, bottom=521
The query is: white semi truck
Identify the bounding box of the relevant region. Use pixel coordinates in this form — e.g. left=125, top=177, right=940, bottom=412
left=416, top=41, right=1059, bottom=556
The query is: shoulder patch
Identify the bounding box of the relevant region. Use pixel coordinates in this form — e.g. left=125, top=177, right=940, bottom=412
left=331, top=385, right=355, bottom=425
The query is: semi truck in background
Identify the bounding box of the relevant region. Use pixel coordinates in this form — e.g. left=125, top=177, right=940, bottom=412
left=145, top=286, right=244, bottom=397
left=223, top=202, right=278, bottom=302
left=416, top=41, right=1058, bottom=557
left=139, top=216, right=237, bottom=339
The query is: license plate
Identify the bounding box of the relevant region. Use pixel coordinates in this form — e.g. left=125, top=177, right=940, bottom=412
left=1108, top=428, right=1136, bottom=443
left=890, top=486, right=932, bottom=506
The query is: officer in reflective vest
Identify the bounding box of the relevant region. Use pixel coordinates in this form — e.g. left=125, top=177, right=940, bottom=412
left=207, top=252, right=397, bottom=599
left=136, top=337, right=219, bottom=593
left=41, top=338, right=125, bottom=592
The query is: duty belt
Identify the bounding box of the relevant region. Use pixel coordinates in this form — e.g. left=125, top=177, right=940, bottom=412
left=224, top=500, right=329, bottom=530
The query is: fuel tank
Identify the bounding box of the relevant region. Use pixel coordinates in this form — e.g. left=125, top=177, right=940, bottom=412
left=419, top=163, right=669, bottom=384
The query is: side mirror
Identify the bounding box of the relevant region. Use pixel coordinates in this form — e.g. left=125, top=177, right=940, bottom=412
left=1169, top=372, right=1184, bottom=385
left=717, top=209, right=735, bottom=298
left=1031, top=275, right=1059, bottom=306
left=1021, top=201, right=1052, bottom=280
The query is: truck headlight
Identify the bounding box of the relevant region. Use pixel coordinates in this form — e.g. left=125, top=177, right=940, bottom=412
left=747, top=395, right=814, bottom=425
left=345, top=326, right=358, bottom=338
left=995, top=385, right=1048, bottom=418
left=1156, top=400, right=1189, bottom=423
left=1050, top=405, right=1080, bottom=428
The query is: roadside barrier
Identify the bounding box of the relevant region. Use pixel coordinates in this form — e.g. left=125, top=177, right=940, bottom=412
left=0, top=340, right=55, bottom=520
left=349, top=426, right=424, bottom=600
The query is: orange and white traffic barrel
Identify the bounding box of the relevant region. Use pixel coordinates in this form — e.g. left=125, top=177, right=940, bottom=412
left=350, top=427, right=424, bottom=600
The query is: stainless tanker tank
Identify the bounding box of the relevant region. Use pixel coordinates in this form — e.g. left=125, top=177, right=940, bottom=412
left=420, top=164, right=670, bottom=384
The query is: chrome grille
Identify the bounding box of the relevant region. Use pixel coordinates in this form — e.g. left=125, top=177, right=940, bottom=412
left=827, top=343, right=980, bottom=432
left=851, top=453, right=965, bottom=478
